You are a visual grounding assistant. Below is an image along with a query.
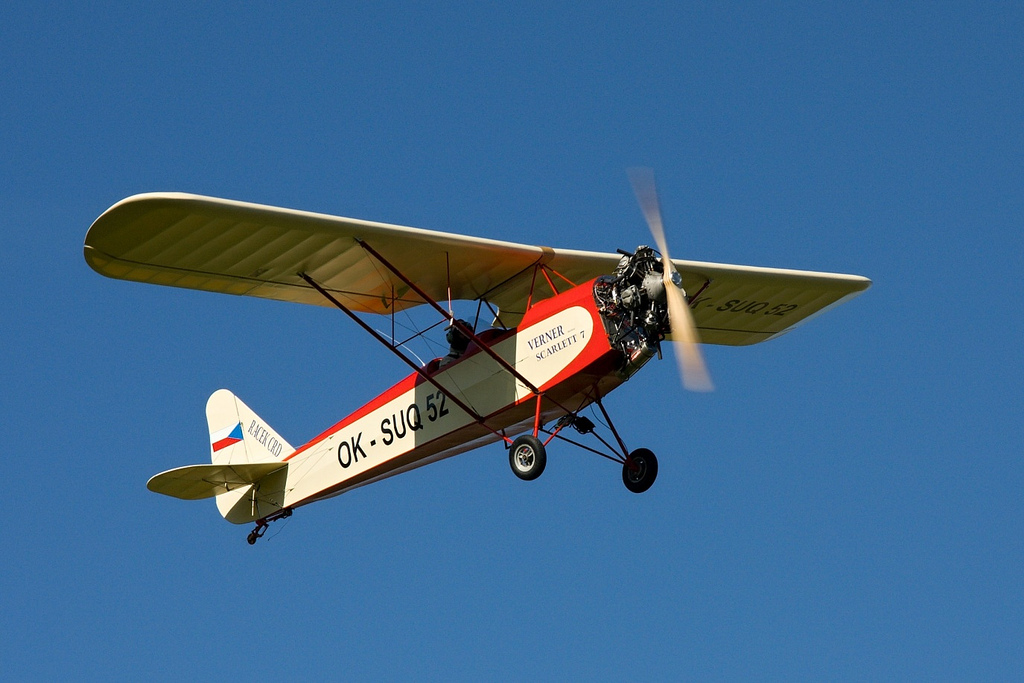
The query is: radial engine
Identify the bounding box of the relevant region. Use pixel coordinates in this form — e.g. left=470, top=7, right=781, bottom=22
left=593, top=245, right=680, bottom=377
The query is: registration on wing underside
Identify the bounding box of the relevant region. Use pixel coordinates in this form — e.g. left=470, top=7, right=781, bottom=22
left=683, top=282, right=864, bottom=344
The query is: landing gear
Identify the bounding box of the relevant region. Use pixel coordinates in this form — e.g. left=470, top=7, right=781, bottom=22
left=622, top=448, right=658, bottom=493
left=538, top=398, right=660, bottom=493
left=246, top=507, right=292, bottom=545
left=509, top=434, right=547, bottom=481
left=246, top=525, right=265, bottom=545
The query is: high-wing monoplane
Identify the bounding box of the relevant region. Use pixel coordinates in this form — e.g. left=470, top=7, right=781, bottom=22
left=85, top=174, right=869, bottom=544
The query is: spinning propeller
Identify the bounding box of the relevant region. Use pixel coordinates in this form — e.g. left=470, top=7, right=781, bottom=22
left=627, top=167, right=713, bottom=392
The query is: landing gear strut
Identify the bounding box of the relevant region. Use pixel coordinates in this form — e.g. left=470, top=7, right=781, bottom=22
left=540, top=398, right=660, bottom=493
left=246, top=507, right=293, bottom=545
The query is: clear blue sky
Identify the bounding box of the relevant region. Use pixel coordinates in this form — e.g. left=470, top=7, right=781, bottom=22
left=3, top=2, right=1021, bottom=679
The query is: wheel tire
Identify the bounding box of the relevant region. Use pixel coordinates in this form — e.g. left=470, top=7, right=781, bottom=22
left=622, top=448, right=658, bottom=493
left=509, top=435, right=547, bottom=481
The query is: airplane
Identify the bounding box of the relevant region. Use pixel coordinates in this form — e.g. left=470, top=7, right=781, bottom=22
left=84, top=171, right=870, bottom=544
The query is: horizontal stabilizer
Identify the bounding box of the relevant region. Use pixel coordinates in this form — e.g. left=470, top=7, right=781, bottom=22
left=147, top=463, right=287, bottom=500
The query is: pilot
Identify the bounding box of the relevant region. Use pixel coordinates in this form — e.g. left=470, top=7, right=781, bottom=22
left=440, top=319, right=473, bottom=367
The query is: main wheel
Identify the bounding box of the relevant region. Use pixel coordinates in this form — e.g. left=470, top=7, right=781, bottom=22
left=622, top=448, right=658, bottom=493
left=509, top=435, right=547, bottom=481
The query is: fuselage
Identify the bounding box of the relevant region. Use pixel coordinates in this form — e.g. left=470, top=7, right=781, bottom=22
left=277, top=278, right=641, bottom=510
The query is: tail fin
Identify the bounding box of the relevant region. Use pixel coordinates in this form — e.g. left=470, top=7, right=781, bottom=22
left=207, top=388, right=294, bottom=465
left=202, top=389, right=294, bottom=523
left=148, top=390, right=293, bottom=524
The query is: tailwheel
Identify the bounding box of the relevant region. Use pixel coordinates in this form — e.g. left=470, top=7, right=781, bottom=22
left=247, top=523, right=267, bottom=545
left=509, top=434, right=547, bottom=481
left=245, top=507, right=292, bottom=545
left=622, top=448, right=658, bottom=493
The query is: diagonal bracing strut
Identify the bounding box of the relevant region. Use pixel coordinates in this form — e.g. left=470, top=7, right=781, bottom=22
left=298, top=272, right=489, bottom=427
left=303, top=239, right=579, bottom=439
left=356, top=239, right=545, bottom=397
left=354, top=239, right=585, bottom=423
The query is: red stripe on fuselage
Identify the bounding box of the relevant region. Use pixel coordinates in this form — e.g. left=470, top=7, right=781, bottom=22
left=282, top=283, right=609, bottom=466
left=281, top=331, right=516, bottom=462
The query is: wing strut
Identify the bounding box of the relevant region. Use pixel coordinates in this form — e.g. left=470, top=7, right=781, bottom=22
left=356, top=239, right=547, bottom=398
left=304, top=240, right=581, bottom=442
left=356, top=240, right=584, bottom=426
left=298, top=272, right=490, bottom=428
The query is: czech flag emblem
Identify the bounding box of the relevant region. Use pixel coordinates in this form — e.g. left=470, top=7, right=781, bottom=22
left=211, top=422, right=244, bottom=452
